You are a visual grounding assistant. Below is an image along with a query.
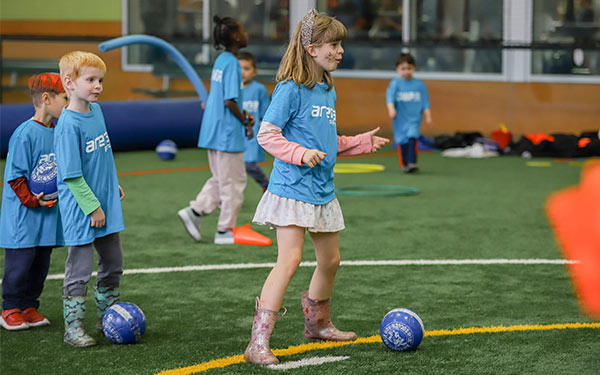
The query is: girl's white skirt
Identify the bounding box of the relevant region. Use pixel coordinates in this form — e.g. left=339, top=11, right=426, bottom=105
left=253, top=191, right=345, bottom=232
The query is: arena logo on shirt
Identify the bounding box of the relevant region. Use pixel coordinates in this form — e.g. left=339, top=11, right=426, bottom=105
left=38, top=153, right=56, bottom=164
left=212, top=69, right=223, bottom=82
left=396, top=91, right=421, bottom=102
left=311, top=105, right=336, bottom=126
left=243, top=100, right=259, bottom=113
left=85, top=132, right=112, bottom=153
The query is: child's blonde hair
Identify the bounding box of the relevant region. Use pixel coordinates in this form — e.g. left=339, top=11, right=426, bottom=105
left=276, top=10, right=346, bottom=90
left=59, top=51, right=106, bottom=83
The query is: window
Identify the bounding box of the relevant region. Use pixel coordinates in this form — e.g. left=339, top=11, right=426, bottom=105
left=532, top=0, right=600, bottom=75
left=318, top=0, right=404, bottom=70
left=122, top=0, right=600, bottom=82
left=409, top=0, right=503, bottom=73
left=125, top=0, right=203, bottom=69
left=319, top=0, right=503, bottom=73
left=208, top=0, right=288, bottom=74
left=124, top=0, right=288, bottom=73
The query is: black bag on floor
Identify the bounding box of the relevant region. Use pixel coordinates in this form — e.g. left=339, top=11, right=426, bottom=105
left=434, top=132, right=483, bottom=150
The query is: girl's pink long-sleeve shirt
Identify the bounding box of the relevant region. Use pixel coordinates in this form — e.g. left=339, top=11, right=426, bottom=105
left=257, top=122, right=373, bottom=165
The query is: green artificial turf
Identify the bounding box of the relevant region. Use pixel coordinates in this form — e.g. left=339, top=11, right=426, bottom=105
left=1, top=149, right=598, bottom=375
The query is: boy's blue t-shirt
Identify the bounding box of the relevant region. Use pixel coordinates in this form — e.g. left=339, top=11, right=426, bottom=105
left=0, top=119, right=64, bottom=248
left=242, top=80, right=270, bottom=162
left=54, top=103, right=124, bottom=246
left=197, top=51, right=245, bottom=152
left=263, top=80, right=338, bottom=205
left=386, top=77, right=430, bottom=144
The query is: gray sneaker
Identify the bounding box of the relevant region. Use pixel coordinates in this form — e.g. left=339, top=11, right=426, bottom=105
left=178, top=207, right=202, bottom=241
left=214, top=230, right=234, bottom=245
left=407, top=163, right=419, bottom=173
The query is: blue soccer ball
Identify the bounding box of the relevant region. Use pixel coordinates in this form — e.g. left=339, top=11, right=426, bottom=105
left=29, top=161, right=58, bottom=201
left=380, top=308, right=425, bottom=351
left=102, top=302, right=146, bottom=344
left=156, top=139, right=177, bottom=160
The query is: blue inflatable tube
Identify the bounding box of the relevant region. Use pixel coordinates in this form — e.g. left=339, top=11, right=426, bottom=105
left=99, top=34, right=208, bottom=104
left=0, top=99, right=204, bottom=157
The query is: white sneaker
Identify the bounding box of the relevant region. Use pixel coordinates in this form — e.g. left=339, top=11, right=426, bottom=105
left=214, top=230, right=234, bottom=245
left=178, top=207, right=202, bottom=241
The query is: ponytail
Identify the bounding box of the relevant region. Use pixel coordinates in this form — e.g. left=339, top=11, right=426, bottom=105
left=212, top=15, right=241, bottom=50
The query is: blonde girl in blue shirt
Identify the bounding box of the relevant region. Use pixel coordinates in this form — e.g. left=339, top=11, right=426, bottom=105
left=244, top=9, right=389, bottom=365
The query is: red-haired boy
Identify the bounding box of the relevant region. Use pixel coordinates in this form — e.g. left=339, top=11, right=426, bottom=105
left=0, top=73, right=68, bottom=330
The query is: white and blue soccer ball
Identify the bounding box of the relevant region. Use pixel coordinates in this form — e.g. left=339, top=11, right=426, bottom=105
left=29, top=161, right=58, bottom=201
left=156, top=139, right=177, bottom=160
left=380, top=308, right=425, bottom=351
left=102, top=302, right=146, bottom=344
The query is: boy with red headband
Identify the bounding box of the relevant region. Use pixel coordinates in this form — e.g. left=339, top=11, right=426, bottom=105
left=0, top=73, right=68, bottom=331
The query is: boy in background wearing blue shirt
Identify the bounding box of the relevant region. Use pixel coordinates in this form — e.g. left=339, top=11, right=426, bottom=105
left=239, top=51, right=271, bottom=191
left=0, top=73, right=68, bottom=331
left=55, top=51, right=125, bottom=347
left=386, top=53, right=432, bottom=173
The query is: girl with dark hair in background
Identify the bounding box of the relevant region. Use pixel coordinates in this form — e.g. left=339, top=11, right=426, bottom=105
left=178, top=16, right=255, bottom=245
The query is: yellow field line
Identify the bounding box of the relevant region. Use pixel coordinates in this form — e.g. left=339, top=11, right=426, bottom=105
left=153, top=322, right=600, bottom=375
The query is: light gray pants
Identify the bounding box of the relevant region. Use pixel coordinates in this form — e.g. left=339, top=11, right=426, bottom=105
left=63, top=232, right=123, bottom=297
left=189, top=149, right=247, bottom=232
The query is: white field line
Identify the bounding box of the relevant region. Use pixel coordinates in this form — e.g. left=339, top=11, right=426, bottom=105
left=35, top=259, right=579, bottom=282
left=268, top=356, right=350, bottom=371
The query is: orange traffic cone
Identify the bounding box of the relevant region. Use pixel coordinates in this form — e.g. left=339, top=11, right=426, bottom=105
left=233, top=224, right=272, bottom=246
left=546, top=161, right=600, bottom=319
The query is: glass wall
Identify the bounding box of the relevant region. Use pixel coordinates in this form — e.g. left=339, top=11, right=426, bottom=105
left=532, top=0, right=600, bottom=75
left=318, top=0, right=502, bottom=73
left=124, top=0, right=600, bottom=81
left=125, top=0, right=288, bottom=74
left=322, top=0, right=403, bottom=41
left=125, top=0, right=203, bottom=69
left=409, top=0, right=503, bottom=73
left=209, top=0, right=289, bottom=74
left=318, top=0, right=404, bottom=70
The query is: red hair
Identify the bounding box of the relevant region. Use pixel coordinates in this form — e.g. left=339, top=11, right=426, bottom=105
left=29, top=73, right=65, bottom=106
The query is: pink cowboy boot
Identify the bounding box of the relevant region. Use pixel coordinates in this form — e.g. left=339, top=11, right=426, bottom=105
left=301, top=290, right=357, bottom=342
left=244, top=298, right=282, bottom=365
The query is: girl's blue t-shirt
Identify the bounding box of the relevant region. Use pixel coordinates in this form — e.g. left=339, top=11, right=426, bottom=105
left=0, top=119, right=64, bottom=248
left=263, top=80, right=338, bottom=205
left=386, top=77, right=430, bottom=144
left=197, top=51, right=245, bottom=152
left=242, top=81, right=270, bottom=162
left=54, top=103, right=124, bottom=246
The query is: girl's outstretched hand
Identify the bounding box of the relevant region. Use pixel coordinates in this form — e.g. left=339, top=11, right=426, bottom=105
left=367, top=127, right=390, bottom=152
left=302, top=149, right=327, bottom=168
